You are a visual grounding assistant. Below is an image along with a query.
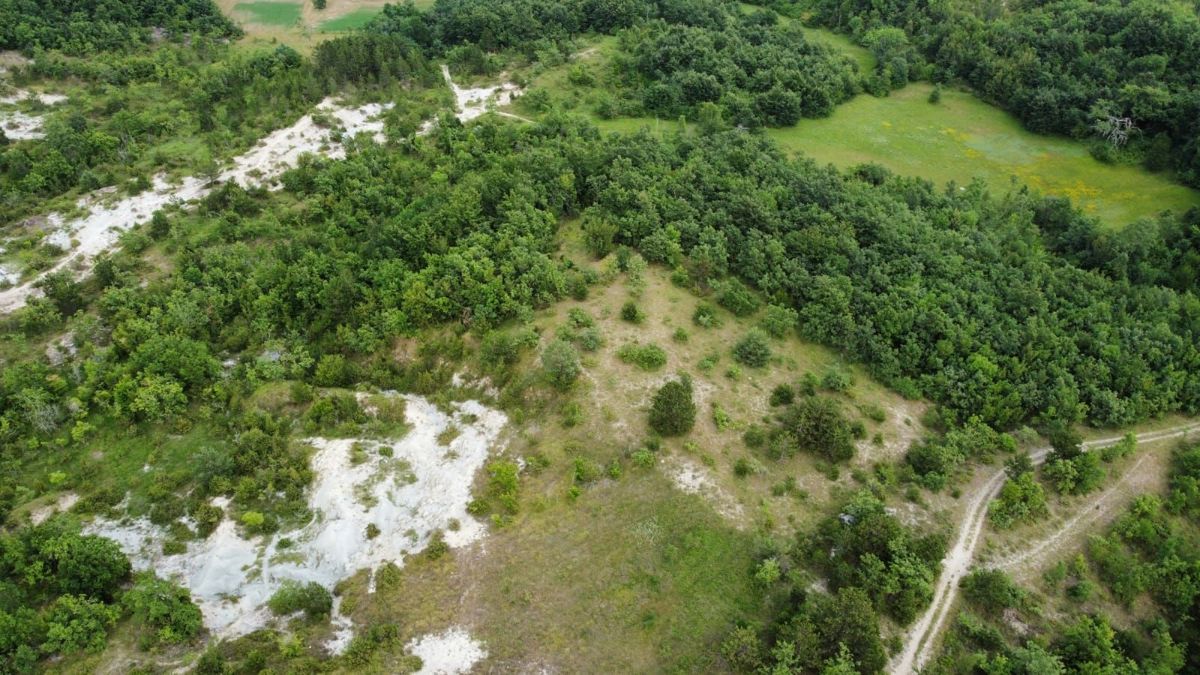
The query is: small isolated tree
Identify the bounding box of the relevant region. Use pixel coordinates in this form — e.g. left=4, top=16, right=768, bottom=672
left=733, top=330, right=772, bottom=367
left=35, top=269, right=85, bottom=318
left=313, top=0, right=327, bottom=9
left=649, top=376, right=696, bottom=436
left=541, top=339, right=580, bottom=390
left=783, top=396, right=855, bottom=462
left=149, top=210, right=171, bottom=239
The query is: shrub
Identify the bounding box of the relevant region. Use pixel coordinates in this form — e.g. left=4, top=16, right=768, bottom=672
left=572, top=457, right=602, bottom=484
left=733, top=457, right=753, bottom=477
left=760, top=304, right=798, bottom=338
left=649, top=377, right=696, bottom=436
left=267, top=581, right=332, bottom=619
left=123, top=573, right=203, bottom=646
left=713, top=278, right=759, bottom=316
left=782, top=396, right=855, bottom=462
left=576, top=327, right=604, bottom=352
left=488, top=459, right=520, bottom=514
left=620, top=301, right=645, bottom=323
left=692, top=303, right=722, bottom=328
left=989, top=470, right=1047, bottom=529
left=733, top=330, right=771, bottom=367
left=313, top=354, right=357, bottom=387
left=541, top=340, right=581, bottom=390
left=480, top=328, right=538, bottom=367
left=712, top=403, right=733, bottom=431
left=42, top=595, right=119, bottom=654
left=961, top=569, right=1023, bottom=615
left=821, top=368, right=852, bottom=392
left=769, top=384, right=795, bottom=406
left=617, top=342, right=667, bottom=370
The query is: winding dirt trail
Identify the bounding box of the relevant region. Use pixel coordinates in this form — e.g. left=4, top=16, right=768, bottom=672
left=890, top=423, right=1200, bottom=675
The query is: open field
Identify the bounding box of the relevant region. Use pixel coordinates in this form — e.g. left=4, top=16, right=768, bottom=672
left=231, top=1, right=302, bottom=27
left=318, top=8, right=381, bottom=31
left=336, top=227, right=936, bottom=670
left=217, top=0, right=435, bottom=50
left=766, top=83, right=1200, bottom=227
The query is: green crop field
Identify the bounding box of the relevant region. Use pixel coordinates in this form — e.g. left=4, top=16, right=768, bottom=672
left=765, top=83, right=1200, bottom=227
left=233, top=1, right=302, bottom=26
left=319, top=8, right=381, bottom=31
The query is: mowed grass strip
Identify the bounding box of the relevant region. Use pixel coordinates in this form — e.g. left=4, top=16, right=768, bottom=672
left=766, top=83, right=1200, bottom=228
left=233, top=1, right=302, bottom=26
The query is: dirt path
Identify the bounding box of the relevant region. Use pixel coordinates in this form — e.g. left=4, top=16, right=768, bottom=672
left=988, top=451, right=1162, bottom=579
left=891, top=423, right=1200, bottom=675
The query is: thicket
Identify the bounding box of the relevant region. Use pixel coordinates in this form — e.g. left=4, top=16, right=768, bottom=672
left=1, top=32, right=438, bottom=232
left=614, top=14, right=860, bottom=127
left=0, top=520, right=201, bottom=669
left=368, top=0, right=860, bottom=128
left=0, top=0, right=240, bottom=54
left=727, top=492, right=944, bottom=673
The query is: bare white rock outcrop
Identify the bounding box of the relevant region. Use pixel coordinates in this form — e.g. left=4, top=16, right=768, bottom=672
left=0, top=98, right=392, bottom=313
left=86, top=395, right=506, bottom=650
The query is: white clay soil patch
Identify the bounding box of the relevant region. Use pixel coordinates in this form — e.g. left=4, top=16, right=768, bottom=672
left=0, top=98, right=391, bottom=313
left=86, top=395, right=506, bottom=645
left=407, top=627, right=488, bottom=675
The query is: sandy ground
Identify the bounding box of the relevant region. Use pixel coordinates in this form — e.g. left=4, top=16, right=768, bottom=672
left=0, top=98, right=391, bottom=314
left=891, top=422, right=1200, bottom=675
left=407, top=627, right=488, bottom=675
left=0, top=89, right=68, bottom=140
left=30, top=491, right=79, bottom=525
left=439, top=65, right=524, bottom=124
left=666, top=456, right=747, bottom=526
left=86, top=395, right=507, bottom=649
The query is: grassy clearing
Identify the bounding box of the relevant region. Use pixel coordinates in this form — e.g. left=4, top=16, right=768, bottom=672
left=232, top=1, right=303, bottom=27
left=347, top=471, right=762, bottom=672
left=766, top=83, right=1200, bottom=228
left=510, top=33, right=1196, bottom=229
left=319, top=8, right=381, bottom=31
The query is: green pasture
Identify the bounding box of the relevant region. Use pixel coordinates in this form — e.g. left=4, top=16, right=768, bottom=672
left=766, top=83, right=1200, bottom=227
left=319, top=8, right=381, bottom=31
left=233, top=1, right=302, bottom=26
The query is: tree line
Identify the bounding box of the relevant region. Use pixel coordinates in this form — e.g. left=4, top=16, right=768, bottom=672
left=0, top=0, right=239, bottom=54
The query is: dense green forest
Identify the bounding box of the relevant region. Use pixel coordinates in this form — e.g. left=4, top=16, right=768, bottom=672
left=802, top=0, right=1200, bottom=187
left=371, top=0, right=862, bottom=127
left=0, top=0, right=240, bottom=54
left=2, top=0, right=1200, bottom=672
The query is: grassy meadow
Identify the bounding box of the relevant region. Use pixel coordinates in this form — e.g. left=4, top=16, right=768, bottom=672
left=767, top=83, right=1200, bottom=227
left=231, top=1, right=302, bottom=26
